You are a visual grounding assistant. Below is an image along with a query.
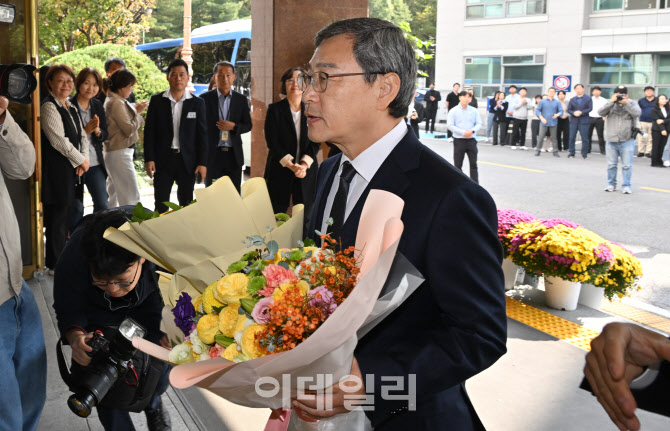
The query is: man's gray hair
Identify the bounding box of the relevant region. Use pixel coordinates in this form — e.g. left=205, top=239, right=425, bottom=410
left=315, top=17, right=417, bottom=119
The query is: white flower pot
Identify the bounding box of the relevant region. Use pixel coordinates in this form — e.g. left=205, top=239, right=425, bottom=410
left=579, top=283, right=604, bottom=310
left=502, top=258, right=519, bottom=291
left=544, top=276, right=582, bottom=311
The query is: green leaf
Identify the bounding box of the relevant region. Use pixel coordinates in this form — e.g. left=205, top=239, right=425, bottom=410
left=261, top=254, right=274, bottom=260
left=163, top=201, right=182, bottom=211
left=275, top=213, right=290, bottom=222
left=241, top=250, right=259, bottom=261
left=304, top=238, right=316, bottom=247
left=239, top=298, right=258, bottom=315
left=214, top=334, right=235, bottom=348
left=211, top=305, right=225, bottom=314
left=290, top=249, right=306, bottom=261
left=227, top=260, right=248, bottom=274
left=247, top=276, right=266, bottom=296
left=267, top=240, right=279, bottom=257
left=277, top=221, right=285, bottom=227
left=278, top=261, right=290, bottom=270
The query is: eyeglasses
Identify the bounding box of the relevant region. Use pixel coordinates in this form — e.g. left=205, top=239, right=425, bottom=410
left=91, top=262, right=141, bottom=289
left=297, top=71, right=384, bottom=93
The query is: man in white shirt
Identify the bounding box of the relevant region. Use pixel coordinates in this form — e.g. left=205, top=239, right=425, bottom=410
left=299, top=17, right=506, bottom=430
left=589, top=86, right=608, bottom=154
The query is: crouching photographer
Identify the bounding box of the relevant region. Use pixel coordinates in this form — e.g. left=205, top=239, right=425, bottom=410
left=53, top=209, right=172, bottom=431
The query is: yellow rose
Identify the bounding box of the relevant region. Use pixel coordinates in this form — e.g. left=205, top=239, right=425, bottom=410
left=196, top=314, right=220, bottom=344
left=266, top=248, right=291, bottom=264
left=303, top=246, right=319, bottom=257
left=215, top=273, right=250, bottom=305
left=272, top=280, right=309, bottom=302
left=202, top=281, right=225, bottom=314
left=218, top=305, right=247, bottom=337
left=223, top=343, right=240, bottom=361
left=240, top=323, right=266, bottom=359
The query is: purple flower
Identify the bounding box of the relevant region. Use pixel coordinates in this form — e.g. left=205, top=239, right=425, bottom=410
left=173, top=292, right=196, bottom=336
left=539, top=218, right=580, bottom=229
left=497, top=209, right=536, bottom=240
left=308, top=286, right=338, bottom=318
left=251, top=297, right=274, bottom=324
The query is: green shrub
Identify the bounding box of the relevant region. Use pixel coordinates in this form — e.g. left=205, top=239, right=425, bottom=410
left=43, top=44, right=167, bottom=101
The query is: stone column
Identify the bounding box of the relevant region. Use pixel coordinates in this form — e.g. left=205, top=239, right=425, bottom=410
left=249, top=0, right=368, bottom=178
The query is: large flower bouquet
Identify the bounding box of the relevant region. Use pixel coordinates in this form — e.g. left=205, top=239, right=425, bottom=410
left=508, top=218, right=615, bottom=283
left=497, top=209, right=536, bottom=257
left=167, top=234, right=360, bottom=364
left=592, top=242, right=643, bottom=300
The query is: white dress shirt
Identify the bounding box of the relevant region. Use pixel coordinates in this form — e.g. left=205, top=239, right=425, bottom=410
left=163, top=89, right=193, bottom=150
left=590, top=96, right=608, bottom=118
left=320, top=120, right=407, bottom=233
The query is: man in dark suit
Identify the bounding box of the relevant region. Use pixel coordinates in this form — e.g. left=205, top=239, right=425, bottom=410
left=292, top=18, right=507, bottom=430
left=200, top=61, right=252, bottom=192
left=423, top=83, right=440, bottom=133
left=583, top=322, right=670, bottom=430
left=144, top=59, right=208, bottom=213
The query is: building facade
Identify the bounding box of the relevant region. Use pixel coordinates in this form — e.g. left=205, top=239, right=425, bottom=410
left=436, top=0, right=670, bottom=102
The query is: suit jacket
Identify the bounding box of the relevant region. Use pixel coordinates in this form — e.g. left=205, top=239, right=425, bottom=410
left=650, top=106, right=670, bottom=133
left=493, top=101, right=509, bottom=122
left=410, top=103, right=425, bottom=127
left=201, top=89, right=252, bottom=168
left=144, top=92, right=208, bottom=174
left=307, top=125, right=507, bottom=430
left=263, top=98, right=320, bottom=216
left=424, top=89, right=441, bottom=112
left=69, top=95, right=108, bottom=175
left=632, top=359, right=670, bottom=417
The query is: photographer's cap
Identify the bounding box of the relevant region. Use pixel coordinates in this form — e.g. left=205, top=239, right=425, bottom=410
left=616, top=85, right=628, bottom=94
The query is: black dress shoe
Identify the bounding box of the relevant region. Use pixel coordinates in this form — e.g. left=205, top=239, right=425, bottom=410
left=645, top=153, right=652, bottom=158
left=583, top=154, right=588, bottom=159
left=637, top=152, right=645, bottom=157
left=567, top=154, right=575, bottom=158
left=146, top=400, right=171, bottom=431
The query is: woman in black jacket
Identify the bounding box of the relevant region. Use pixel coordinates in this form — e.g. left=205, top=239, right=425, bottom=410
left=491, top=92, right=509, bottom=146
left=650, top=94, right=670, bottom=167
left=264, top=67, right=320, bottom=217
left=70, top=67, right=109, bottom=215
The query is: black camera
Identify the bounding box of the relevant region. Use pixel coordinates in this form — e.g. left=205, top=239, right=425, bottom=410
left=616, top=94, right=625, bottom=102
left=65, top=318, right=146, bottom=418
left=631, top=127, right=648, bottom=140
left=0, top=64, right=38, bottom=104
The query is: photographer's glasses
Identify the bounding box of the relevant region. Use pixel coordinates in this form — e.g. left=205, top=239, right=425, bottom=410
left=91, top=262, right=140, bottom=289
left=297, top=71, right=384, bottom=93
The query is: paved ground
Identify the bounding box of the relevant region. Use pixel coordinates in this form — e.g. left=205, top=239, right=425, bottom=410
left=35, top=136, right=670, bottom=430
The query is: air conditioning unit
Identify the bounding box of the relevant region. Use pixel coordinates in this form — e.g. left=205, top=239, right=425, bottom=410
left=465, top=57, right=473, bottom=64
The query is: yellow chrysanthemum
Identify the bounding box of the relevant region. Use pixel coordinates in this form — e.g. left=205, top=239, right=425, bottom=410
left=215, top=273, right=250, bottom=305
left=223, top=343, right=239, bottom=361
left=196, top=314, right=220, bottom=344
left=193, top=295, right=204, bottom=314
left=202, top=281, right=225, bottom=314
left=218, top=305, right=246, bottom=337
left=272, top=280, right=309, bottom=302
left=240, top=324, right=266, bottom=359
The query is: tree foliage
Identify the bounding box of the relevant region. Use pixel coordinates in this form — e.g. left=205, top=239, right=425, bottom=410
left=146, top=0, right=250, bottom=42
left=39, top=0, right=155, bottom=58
left=43, top=44, right=167, bottom=101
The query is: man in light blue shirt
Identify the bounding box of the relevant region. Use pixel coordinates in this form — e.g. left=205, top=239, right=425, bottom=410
left=535, top=86, right=563, bottom=157
left=447, top=91, right=482, bottom=183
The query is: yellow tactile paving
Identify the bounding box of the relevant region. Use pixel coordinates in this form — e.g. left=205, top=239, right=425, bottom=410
left=601, top=301, right=670, bottom=334
left=506, top=297, right=599, bottom=351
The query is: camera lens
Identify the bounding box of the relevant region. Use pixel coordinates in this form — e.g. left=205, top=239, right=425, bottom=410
left=67, top=393, right=95, bottom=418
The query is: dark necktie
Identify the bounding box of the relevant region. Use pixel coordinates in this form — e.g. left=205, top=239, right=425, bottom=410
left=328, top=161, right=357, bottom=240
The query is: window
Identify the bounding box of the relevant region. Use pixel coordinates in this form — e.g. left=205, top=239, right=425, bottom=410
left=466, top=0, right=545, bottom=18
left=657, top=55, right=670, bottom=84
left=464, top=57, right=502, bottom=84
left=594, top=0, right=660, bottom=10
left=142, top=47, right=180, bottom=73
left=236, top=38, right=251, bottom=63
left=465, top=55, right=544, bottom=98
left=191, top=39, right=236, bottom=84
left=590, top=54, right=652, bottom=85
left=504, top=65, right=544, bottom=84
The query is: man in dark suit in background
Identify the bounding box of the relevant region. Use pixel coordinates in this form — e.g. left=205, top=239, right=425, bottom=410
left=144, top=59, right=208, bottom=213
left=583, top=322, right=670, bottom=430
left=424, top=83, right=440, bottom=133
left=200, top=61, right=252, bottom=192
left=294, top=18, right=507, bottom=430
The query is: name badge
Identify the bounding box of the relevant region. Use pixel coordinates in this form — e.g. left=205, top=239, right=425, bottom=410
left=187, top=111, right=196, bottom=119
left=221, top=130, right=229, bottom=141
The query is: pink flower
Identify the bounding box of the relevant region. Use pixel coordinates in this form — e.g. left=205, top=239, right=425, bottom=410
left=251, top=297, right=274, bottom=324
left=539, top=218, right=580, bottom=229
left=263, top=264, right=296, bottom=288
left=258, top=285, right=275, bottom=297
left=308, top=286, right=337, bottom=318
left=209, top=344, right=225, bottom=359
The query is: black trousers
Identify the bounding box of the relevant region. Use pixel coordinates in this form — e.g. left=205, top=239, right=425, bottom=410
left=589, top=117, right=605, bottom=153
left=453, top=138, right=478, bottom=183
left=651, top=130, right=668, bottom=166
left=530, top=119, right=541, bottom=148
left=153, top=152, right=196, bottom=214
left=556, top=118, right=570, bottom=151
left=206, top=148, right=242, bottom=192
left=492, top=119, right=508, bottom=145
left=511, top=119, right=528, bottom=147
left=425, top=108, right=437, bottom=133
left=43, top=203, right=69, bottom=268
